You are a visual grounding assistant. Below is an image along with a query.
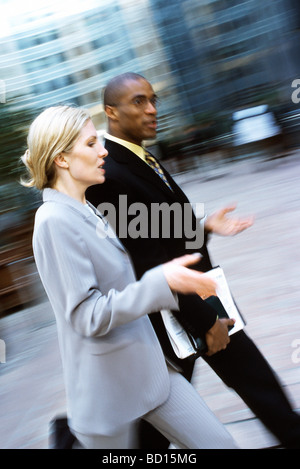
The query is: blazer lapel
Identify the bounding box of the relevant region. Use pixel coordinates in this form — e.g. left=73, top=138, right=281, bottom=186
left=42, top=188, right=126, bottom=252
left=86, top=201, right=126, bottom=251
left=105, top=140, right=181, bottom=201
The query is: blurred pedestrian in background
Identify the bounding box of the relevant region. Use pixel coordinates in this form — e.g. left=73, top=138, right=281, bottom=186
left=20, top=104, right=238, bottom=449
left=86, top=72, right=300, bottom=449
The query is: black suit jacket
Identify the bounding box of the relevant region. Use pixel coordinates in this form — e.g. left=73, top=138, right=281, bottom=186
left=86, top=139, right=218, bottom=367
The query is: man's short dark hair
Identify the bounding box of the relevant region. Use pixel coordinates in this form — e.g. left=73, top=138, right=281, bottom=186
left=103, top=72, right=146, bottom=107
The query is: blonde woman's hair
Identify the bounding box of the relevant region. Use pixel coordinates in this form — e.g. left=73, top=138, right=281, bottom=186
left=21, top=105, right=91, bottom=190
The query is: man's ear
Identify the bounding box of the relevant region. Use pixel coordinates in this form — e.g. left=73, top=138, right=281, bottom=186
left=105, top=105, right=119, bottom=121
left=54, top=154, right=69, bottom=168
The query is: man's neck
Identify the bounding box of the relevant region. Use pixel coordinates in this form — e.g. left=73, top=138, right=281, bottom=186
left=105, top=133, right=146, bottom=161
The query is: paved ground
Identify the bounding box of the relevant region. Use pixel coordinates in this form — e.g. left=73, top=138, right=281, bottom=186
left=0, top=149, right=300, bottom=449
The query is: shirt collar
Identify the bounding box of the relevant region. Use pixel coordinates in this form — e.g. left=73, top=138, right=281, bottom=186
left=105, top=133, right=146, bottom=161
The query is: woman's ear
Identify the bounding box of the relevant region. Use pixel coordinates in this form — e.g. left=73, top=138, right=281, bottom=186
left=54, top=154, right=69, bottom=168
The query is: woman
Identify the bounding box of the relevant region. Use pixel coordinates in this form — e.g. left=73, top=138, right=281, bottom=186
left=21, top=105, right=237, bottom=449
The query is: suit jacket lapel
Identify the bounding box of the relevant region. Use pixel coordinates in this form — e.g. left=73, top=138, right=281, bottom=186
left=105, top=139, right=182, bottom=201
left=86, top=201, right=126, bottom=251
left=43, top=188, right=126, bottom=252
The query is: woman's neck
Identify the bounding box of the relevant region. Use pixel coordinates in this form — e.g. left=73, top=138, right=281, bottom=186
left=53, top=178, right=86, bottom=204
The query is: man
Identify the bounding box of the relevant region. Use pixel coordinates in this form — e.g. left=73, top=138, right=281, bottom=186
left=86, top=72, right=300, bottom=448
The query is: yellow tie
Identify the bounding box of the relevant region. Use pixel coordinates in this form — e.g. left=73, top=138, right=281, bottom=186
left=144, top=151, right=172, bottom=190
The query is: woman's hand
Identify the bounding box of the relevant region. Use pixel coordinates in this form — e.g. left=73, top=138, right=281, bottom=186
left=163, top=253, right=217, bottom=298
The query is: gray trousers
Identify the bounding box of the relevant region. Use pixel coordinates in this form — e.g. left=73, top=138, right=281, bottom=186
left=73, top=367, right=238, bottom=449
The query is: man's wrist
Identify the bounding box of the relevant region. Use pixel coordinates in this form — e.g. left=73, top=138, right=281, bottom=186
left=203, top=214, right=213, bottom=233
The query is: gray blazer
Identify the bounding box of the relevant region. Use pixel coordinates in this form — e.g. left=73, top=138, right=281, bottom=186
left=33, top=188, right=178, bottom=436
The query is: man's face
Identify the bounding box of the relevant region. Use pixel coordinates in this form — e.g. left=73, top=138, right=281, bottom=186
left=108, top=78, right=158, bottom=145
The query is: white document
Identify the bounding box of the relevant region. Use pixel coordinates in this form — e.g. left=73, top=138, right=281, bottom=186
left=161, top=267, right=246, bottom=359
left=160, top=309, right=197, bottom=359
left=202, top=267, right=245, bottom=335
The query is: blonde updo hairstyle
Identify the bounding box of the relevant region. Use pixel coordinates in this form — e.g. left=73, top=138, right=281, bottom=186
left=21, top=105, right=91, bottom=190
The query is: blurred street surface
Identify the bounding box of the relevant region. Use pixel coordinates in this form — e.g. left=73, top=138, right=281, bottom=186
left=0, top=149, right=300, bottom=449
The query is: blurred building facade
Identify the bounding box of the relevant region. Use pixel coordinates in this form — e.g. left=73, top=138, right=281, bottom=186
left=1, top=0, right=300, bottom=138
left=1, top=0, right=300, bottom=314
left=154, top=0, right=300, bottom=112
left=0, top=0, right=180, bottom=135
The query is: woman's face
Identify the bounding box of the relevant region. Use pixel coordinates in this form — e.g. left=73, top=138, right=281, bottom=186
left=64, top=119, right=107, bottom=190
